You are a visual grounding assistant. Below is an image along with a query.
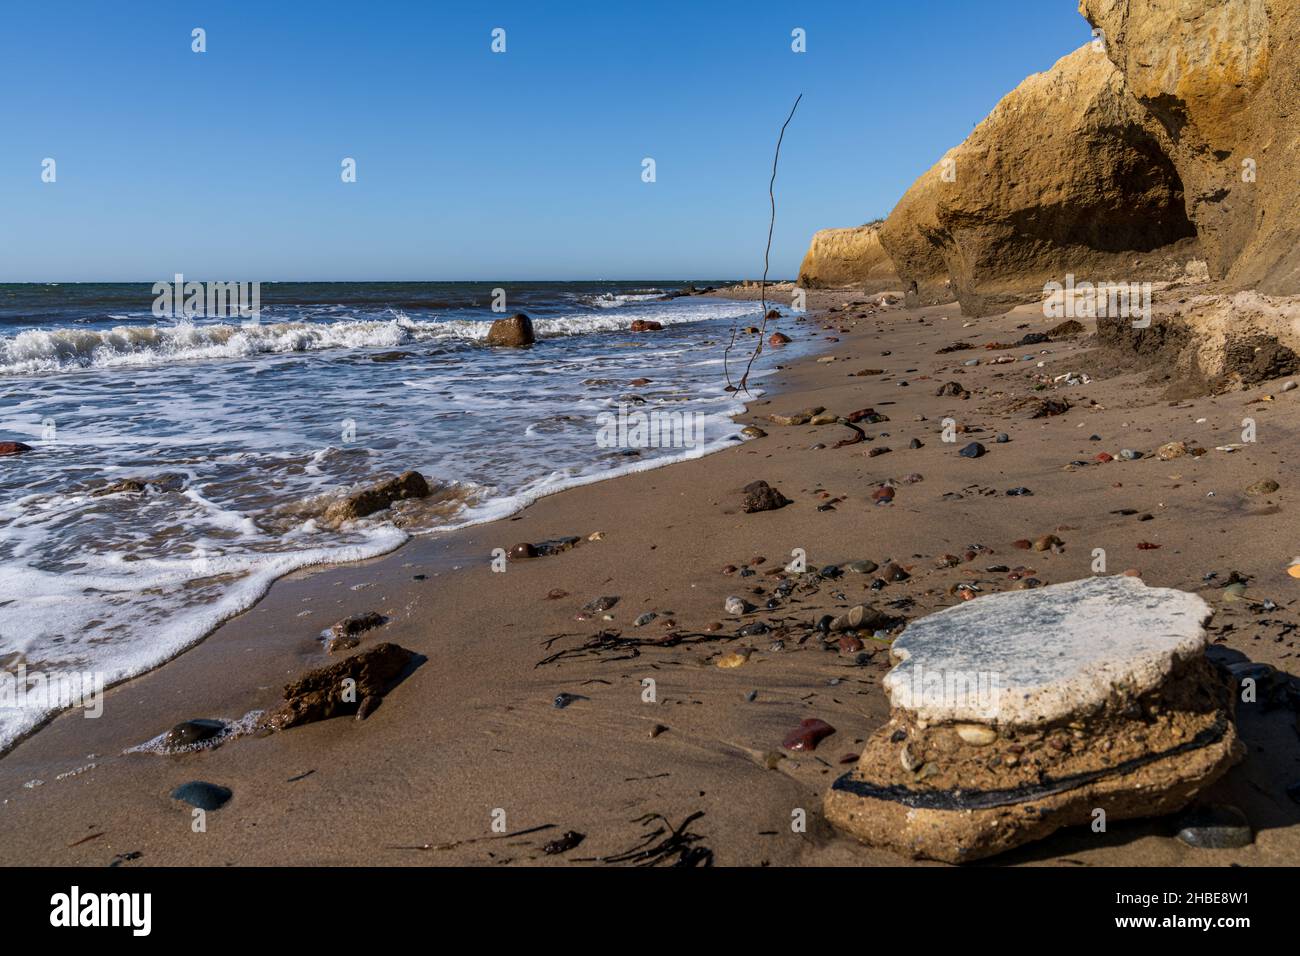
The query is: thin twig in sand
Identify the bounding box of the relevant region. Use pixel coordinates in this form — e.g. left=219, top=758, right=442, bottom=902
left=724, top=93, right=802, bottom=395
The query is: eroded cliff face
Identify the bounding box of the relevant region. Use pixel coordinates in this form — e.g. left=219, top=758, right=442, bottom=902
left=796, top=223, right=899, bottom=290
left=878, top=45, right=1198, bottom=316
left=1081, top=0, right=1299, bottom=294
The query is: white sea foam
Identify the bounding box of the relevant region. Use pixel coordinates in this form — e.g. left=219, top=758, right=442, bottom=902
left=0, top=300, right=757, bottom=375
left=0, top=294, right=794, bottom=753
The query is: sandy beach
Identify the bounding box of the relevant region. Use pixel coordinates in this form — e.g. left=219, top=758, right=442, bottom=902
left=2, top=283, right=1296, bottom=867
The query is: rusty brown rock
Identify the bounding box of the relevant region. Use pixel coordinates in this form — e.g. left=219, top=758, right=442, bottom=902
left=260, top=643, right=415, bottom=731
left=485, top=313, right=535, bottom=347
left=324, top=471, right=431, bottom=523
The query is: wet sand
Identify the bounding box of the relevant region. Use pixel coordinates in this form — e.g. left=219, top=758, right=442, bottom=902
left=2, top=289, right=1297, bottom=866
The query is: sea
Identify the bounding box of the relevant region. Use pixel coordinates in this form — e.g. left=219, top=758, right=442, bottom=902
left=0, top=280, right=803, bottom=751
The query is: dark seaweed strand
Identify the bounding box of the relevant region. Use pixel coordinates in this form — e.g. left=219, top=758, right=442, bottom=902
left=830, top=716, right=1229, bottom=811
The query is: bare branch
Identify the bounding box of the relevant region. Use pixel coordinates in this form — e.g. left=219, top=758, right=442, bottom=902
left=724, top=93, right=802, bottom=394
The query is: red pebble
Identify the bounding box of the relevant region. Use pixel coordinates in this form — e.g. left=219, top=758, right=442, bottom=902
left=782, top=719, right=836, bottom=752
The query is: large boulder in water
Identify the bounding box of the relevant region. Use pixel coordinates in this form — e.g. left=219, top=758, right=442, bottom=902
left=0, top=441, right=32, bottom=456
left=324, top=470, right=430, bottom=523
left=486, top=313, right=535, bottom=347
left=824, top=576, right=1243, bottom=862
left=878, top=45, right=1198, bottom=315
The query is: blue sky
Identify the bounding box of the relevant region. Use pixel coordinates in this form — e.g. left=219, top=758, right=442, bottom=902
left=0, top=1, right=1092, bottom=281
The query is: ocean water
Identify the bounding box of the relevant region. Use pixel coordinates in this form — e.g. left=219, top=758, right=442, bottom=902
left=0, top=281, right=802, bottom=751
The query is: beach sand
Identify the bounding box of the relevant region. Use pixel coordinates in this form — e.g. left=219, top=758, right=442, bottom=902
left=2, top=288, right=1297, bottom=867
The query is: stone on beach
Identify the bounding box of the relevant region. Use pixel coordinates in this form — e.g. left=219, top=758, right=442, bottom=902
left=485, top=312, right=535, bottom=347
left=259, top=643, right=415, bottom=731
left=740, top=480, right=791, bottom=513
left=783, top=718, right=836, bottom=752
left=0, top=441, right=33, bottom=456
left=91, top=473, right=187, bottom=496
left=326, top=610, right=387, bottom=653
left=163, top=719, right=227, bottom=751
left=824, top=576, right=1244, bottom=863
left=324, top=470, right=431, bottom=523
left=170, top=781, right=232, bottom=811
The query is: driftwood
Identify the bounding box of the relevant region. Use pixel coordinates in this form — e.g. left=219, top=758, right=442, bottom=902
left=724, top=94, right=802, bottom=395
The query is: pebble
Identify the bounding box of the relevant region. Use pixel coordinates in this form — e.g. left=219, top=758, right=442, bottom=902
left=1157, top=441, right=1187, bottom=460
left=543, top=831, right=586, bottom=855
left=737, top=622, right=769, bottom=637
left=883, top=563, right=910, bottom=582
left=634, top=612, right=658, bottom=627
left=164, top=719, right=227, bottom=750
left=782, top=718, right=836, bottom=752
left=768, top=413, right=809, bottom=426
left=170, top=781, right=232, bottom=811
left=553, top=693, right=585, bottom=709
left=1119, top=449, right=1142, bottom=460
left=741, top=479, right=792, bottom=513
left=959, top=442, right=986, bottom=459
left=724, top=596, right=749, bottom=615
left=994, top=433, right=1009, bottom=443
left=955, top=724, right=997, bottom=746
left=1175, top=804, right=1253, bottom=849
left=716, top=650, right=751, bottom=669
left=1246, top=479, right=1279, bottom=495
left=741, top=426, right=767, bottom=439
left=846, top=560, right=879, bottom=574
left=582, top=595, right=619, bottom=613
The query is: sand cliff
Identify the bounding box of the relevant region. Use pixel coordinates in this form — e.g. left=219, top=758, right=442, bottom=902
left=796, top=222, right=898, bottom=291
left=803, top=0, right=1300, bottom=315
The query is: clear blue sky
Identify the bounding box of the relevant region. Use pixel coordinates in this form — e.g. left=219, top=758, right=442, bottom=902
left=0, top=1, right=1091, bottom=281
